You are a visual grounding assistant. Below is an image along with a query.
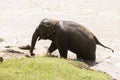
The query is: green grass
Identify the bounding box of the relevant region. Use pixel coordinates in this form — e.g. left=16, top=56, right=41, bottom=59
left=0, top=57, right=112, bottom=80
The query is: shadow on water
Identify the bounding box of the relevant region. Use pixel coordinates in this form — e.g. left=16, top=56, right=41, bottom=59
left=0, top=37, right=4, bottom=42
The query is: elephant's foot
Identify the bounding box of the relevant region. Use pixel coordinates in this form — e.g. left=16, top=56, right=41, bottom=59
left=30, top=53, right=35, bottom=57
left=25, top=54, right=35, bottom=58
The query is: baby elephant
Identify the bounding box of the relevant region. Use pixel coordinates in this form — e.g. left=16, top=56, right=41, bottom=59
left=30, top=18, right=114, bottom=61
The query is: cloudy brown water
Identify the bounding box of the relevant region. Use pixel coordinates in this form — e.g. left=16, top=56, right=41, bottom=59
left=0, top=0, right=120, bottom=79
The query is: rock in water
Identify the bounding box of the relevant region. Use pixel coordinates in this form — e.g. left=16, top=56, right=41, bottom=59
left=19, top=45, right=31, bottom=50
left=5, top=46, right=12, bottom=48
left=2, top=49, right=25, bottom=54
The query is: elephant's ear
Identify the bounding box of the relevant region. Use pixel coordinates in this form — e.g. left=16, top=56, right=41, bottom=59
left=45, top=25, right=55, bottom=38
left=45, top=23, right=56, bottom=37
left=42, top=19, right=58, bottom=37
left=44, top=20, right=58, bottom=33
left=47, top=26, right=55, bottom=33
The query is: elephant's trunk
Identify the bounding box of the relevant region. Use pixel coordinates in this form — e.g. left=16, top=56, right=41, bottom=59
left=30, top=28, right=40, bottom=56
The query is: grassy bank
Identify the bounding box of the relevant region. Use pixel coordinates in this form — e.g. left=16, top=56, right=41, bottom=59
left=0, top=57, right=112, bottom=80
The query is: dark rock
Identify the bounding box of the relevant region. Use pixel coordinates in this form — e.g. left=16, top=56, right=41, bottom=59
left=2, top=49, right=24, bottom=54
left=5, top=46, right=12, bottom=48
left=19, top=45, right=31, bottom=50
left=0, top=57, right=4, bottom=62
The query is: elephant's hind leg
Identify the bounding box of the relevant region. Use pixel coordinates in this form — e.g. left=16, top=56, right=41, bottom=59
left=85, top=48, right=96, bottom=61
left=76, top=51, right=96, bottom=61
left=84, top=43, right=96, bottom=61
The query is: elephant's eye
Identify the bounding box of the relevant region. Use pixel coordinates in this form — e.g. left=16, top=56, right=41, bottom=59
left=46, top=23, right=51, bottom=25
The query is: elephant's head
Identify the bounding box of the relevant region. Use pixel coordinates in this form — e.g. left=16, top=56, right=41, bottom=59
left=30, top=18, right=58, bottom=56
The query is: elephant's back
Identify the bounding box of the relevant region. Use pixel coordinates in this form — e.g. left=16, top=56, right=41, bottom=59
left=61, top=21, right=94, bottom=37
left=57, top=20, right=96, bottom=46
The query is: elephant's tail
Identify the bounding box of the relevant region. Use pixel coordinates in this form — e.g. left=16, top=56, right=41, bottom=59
left=94, top=36, right=114, bottom=53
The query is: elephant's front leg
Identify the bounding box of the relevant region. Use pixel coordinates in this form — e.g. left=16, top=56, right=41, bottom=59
left=46, top=42, right=58, bottom=56
left=57, top=43, right=68, bottom=59
left=58, top=48, right=68, bottom=59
